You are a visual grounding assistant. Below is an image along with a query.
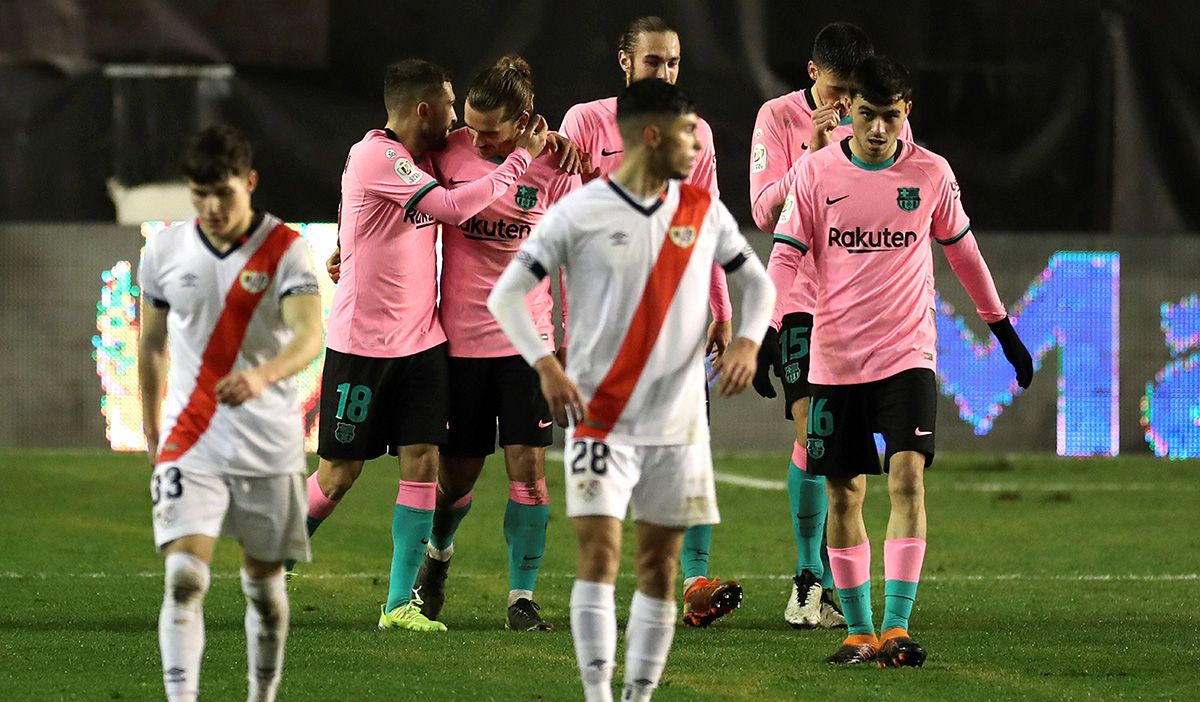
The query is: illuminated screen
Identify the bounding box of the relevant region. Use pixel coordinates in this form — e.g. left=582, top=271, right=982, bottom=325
left=1142, top=294, right=1200, bottom=459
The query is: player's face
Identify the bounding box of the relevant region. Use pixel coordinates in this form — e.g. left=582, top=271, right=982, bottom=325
left=808, top=63, right=854, bottom=112
left=188, top=172, right=257, bottom=241
left=850, top=95, right=911, bottom=161
left=464, top=102, right=521, bottom=160
left=648, top=112, right=700, bottom=180
left=620, top=31, right=682, bottom=86
left=422, top=81, right=458, bottom=152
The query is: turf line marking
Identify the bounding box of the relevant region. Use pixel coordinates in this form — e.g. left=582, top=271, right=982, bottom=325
left=712, top=472, right=1189, bottom=493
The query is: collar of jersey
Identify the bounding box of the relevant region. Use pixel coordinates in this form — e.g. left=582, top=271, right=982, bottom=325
left=604, top=176, right=667, bottom=216
left=195, top=211, right=264, bottom=259
left=841, top=136, right=903, bottom=170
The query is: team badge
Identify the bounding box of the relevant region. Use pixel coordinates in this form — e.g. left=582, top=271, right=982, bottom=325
left=778, top=193, right=795, bottom=224
left=784, top=362, right=801, bottom=384
left=751, top=143, right=767, bottom=173
left=334, top=422, right=356, bottom=444
left=239, top=270, right=270, bottom=294
left=514, top=184, right=539, bottom=210
left=385, top=148, right=397, bottom=159
left=897, top=187, right=921, bottom=212
left=393, top=157, right=422, bottom=185
left=807, top=437, right=825, bottom=459
left=668, top=225, right=697, bottom=248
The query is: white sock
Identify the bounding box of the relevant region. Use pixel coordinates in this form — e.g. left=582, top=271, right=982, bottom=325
left=429, top=544, right=454, bottom=562
left=622, top=591, right=677, bottom=702
left=241, top=569, right=289, bottom=702
left=682, top=575, right=702, bottom=590
left=570, top=580, right=617, bottom=702
left=160, top=552, right=210, bottom=702
left=508, top=588, right=534, bottom=606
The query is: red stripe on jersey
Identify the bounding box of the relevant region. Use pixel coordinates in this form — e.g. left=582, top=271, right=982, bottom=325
left=575, top=184, right=711, bottom=440
left=158, top=223, right=299, bottom=464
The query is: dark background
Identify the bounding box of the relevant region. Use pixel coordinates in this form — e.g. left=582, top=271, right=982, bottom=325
left=0, top=0, right=1194, bottom=233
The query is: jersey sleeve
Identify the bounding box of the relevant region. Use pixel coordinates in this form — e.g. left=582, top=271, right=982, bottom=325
left=712, top=200, right=754, bottom=271
left=930, top=159, right=1006, bottom=322
left=929, top=158, right=970, bottom=245
left=354, top=146, right=440, bottom=213
left=137, top=234, right=168, bottom=308
left=276, top=237, right=320, bottom=299
left=772, top=162, right=815, bottom=254
left=687, top=119, right=720, bottom=199
left=520, top=203, right=571, bottom=278
left=749, top=100, right=796, bottom=232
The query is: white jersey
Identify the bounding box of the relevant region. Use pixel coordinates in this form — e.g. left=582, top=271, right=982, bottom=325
left=518, top=178, right=756, bottom=446
left=138, top=212, right=319, bottom=476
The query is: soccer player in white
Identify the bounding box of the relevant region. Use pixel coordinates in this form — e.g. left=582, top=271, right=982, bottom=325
left=489, top=80, right=775, bottom=702
left=139, top=124, right=324, bottom=702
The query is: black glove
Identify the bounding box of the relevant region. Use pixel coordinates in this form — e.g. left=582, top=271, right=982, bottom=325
left=753, top=327, right=782, bottom=398
left=988, top=317, right=1033, bottom=389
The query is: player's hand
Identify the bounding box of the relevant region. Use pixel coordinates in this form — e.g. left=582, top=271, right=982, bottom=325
left=534, top=355, right=585, bottom=427
left=579, top=152, right=601, bottom=183
left=555, top=345, right=568, bottom=368
left=514, top=113, right=550, bottom=159
left=326, top=247, right=341, bottom=284
left=706, top=319, right=732, bottom=358
left=753, top=327, right=782, bottom=398
left=713, top=337, right=759, bottom=397
left=810, top=99, right=848, bottom=152
left=215, top=368, right=269, bottom=406
left=144, top=431, right=159, bottom=467
left=987, top=317, right=1034, bottom=389
left=545, top=132, right=584, bottom=175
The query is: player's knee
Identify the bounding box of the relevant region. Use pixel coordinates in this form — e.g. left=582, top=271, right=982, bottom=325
left=634, top=555, right=676, bottom=596
left=826, top=479, right=864, bottom=513
left=164, top=552, right=210, bottom=606
left=887, top=474, right=925, bottom=505
left=320, top=459, right=362, bottom=499
left=504, top=446, right=544, bottom=482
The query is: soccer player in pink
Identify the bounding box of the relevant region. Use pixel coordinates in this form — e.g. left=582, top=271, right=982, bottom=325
left=304, top=59, right=549, bottom=633
left=749, top=22, right=913, bottom=630
left=559, top=14, right=741, bottom=628
left=489, top=79, right=775, bottom=702
left=411, top=55, right=581, bottom=632
left=139, top=124, right=325, bottom=702
left=773, top=57, right=1033, bottom=666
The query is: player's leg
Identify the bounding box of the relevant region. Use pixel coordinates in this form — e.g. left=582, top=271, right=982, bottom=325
left=240, top=555, right=288, bottom=702
left=624, top=521, right=685, bottom=702
left=496, top=355, right=554, bottom=630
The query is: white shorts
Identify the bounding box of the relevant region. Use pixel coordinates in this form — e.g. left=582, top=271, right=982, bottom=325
left=150, top=464, right=312, bottom=564
left=563, top=433, right=720, bottom=528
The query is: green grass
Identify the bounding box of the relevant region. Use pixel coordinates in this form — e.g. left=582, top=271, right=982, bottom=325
left=1, top=449, right=1198, bottom=701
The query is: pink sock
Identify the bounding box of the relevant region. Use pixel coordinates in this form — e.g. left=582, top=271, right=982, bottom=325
left=884, top=538, right=927, bottom=583
left=450, top=491, right=473, bottom=510
left=791, top=440, right=807, bottom=471
left=509, top=478, right=550, bottom=505
left=827, top=541, right=871, bottom=589
left=396, top=480, right=437, bottom=510
left=307, top=472, right=339, bottom=519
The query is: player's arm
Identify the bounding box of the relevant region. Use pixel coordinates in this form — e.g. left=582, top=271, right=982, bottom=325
left=749, top=101, right=799, bottom=232
left=711, top=204, right=777, bottom=397
left=932, top=168, right=1033, bottom=388
left=214, top=291, right=324, bottom=407
left=138, top=298, right=169, bottom=464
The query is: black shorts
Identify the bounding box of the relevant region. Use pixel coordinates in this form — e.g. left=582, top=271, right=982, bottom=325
left=316, top=344, right=450, bottom=460
left=805, top=368, right=937, bottom=478
left=444, top=355, right=553, bottom=457
left=779, top=312, right=814, bottom=420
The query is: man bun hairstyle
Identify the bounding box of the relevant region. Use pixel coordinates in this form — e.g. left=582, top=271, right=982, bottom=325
left=180, top=123, right=253, bottom=184
left=617, top=78, right=695, bottom=123
left=383, top=58, right=453, bottom=114
left=617, top=16, right=676, bottom=54
left=466, top=54, right=535, bottom=121
left=813, top=22, right=874, bottom=77
left=851, top=56, right=913, bottom=105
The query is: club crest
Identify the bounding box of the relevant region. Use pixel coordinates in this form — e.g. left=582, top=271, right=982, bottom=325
left=334, top=422, right=356, bottom=444
left=514, top=184, right=538, bottom=210
left=668, top=225, right=697, bottom=248
left=897, top=187, right=921, bottom=212
left=807, top=437, right=826, bottom=459
left=239, top=270, right=270, bottom=294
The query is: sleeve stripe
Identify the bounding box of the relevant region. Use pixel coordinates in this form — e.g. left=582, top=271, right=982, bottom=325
left=722, top=252, right=749, bottom=273
left=772, top=234, right=809, bottom=253
left=404, top=181, right=438, bottom=214
left=526, top=260, right=548, bottom=280
left=935, top=223, right=971, bottom=246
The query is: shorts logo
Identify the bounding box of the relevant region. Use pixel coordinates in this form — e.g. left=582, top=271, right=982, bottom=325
left=668, top=225, right=697, bottom=248
left=239, top=270, right=270, bottom=294
left=897, top=187, right=921, bottom=212
left=578, top=479, right=601, bottom=501
left=538, top=420, right=553, bottom=429
left=807, top=437, right=826, bottom=459
left=514, top=184, right=539, bottom=211
left=393, top=157, right=422, bottom=185
left=334, top=422, right=356, bottom=444
left=155, top=504, right=177, bottom=525
left=784, top=362, right=801, bottom=384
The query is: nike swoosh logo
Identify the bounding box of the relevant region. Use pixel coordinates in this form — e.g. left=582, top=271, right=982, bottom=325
left=601, top=148, right=622, bottom=157
left=826, top=195, right=850, bottom=205
left=914, top=428, right=933, bottom=436
left=522, top=554, right=543, bottom=561
left=448, top=178, right=469, bottom=186
left=537, top=420, right=553, bottom=428
left=801, top=143, right=809, bottom=150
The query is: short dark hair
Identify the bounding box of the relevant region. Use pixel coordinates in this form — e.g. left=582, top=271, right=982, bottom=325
left=813, top=22, right=874, bottom=77
left=180, top=123, right=253, bottom=183
left=617, top=16, right=675, bottom=54
left=383, top=59, right=453, bottom=114
left=617, top=79, right=695, bottom=123
left=851, top=56, right=912, bottom=105
left=466, top=54, right=534, bottom=121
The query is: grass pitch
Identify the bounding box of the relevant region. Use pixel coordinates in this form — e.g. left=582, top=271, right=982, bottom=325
left=1, top=449, right=1197, bottom=701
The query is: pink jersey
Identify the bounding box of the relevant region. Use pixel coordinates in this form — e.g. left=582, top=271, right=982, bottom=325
left=432, top=128, right=580, bottom=357
left=751, top=89, right=913, bottom=326
left=328, top=129, right=531, bottom=358
left=560, top=96, right=731, bottom=320
left=774, top=138, right=1005, bottom=385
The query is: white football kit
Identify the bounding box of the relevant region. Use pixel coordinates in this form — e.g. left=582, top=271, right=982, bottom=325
left=139, top=212, right=318, bottom=560
left=489, top=178, right=775, bottom=527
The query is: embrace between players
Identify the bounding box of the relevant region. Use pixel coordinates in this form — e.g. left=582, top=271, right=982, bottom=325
left=138, top=16, right=1032, bottom=702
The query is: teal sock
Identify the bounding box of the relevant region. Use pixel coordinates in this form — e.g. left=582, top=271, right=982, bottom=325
left=386, top=504, right=434, bottom=611
left=882, top=580, right=920, bottom=632
left=505, top=501, right=549, bottom=592
left=837, top=581, right=874, bottom=635
left=820, top=532, right=834, bottom=589
left=681, top=524, right=713, bottom=581
left=789, top=463, right=827, bottom=579
left=431, top=497, right=472, bottom=551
